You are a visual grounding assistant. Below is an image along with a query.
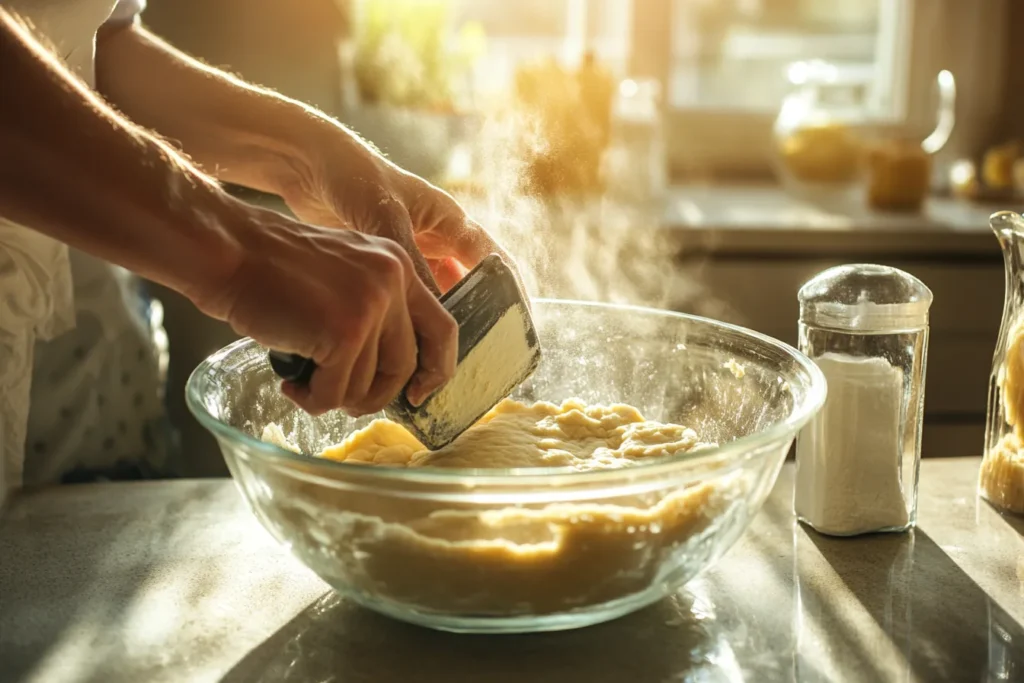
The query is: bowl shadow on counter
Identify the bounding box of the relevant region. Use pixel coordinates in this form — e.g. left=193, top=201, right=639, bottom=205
left=806, top=528, right=1024, bottom=682
left=221, top=591, right=742, bottom=683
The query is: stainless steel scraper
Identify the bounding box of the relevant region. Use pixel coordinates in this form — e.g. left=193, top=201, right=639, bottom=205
left=268, top=254, right=541, bottom=450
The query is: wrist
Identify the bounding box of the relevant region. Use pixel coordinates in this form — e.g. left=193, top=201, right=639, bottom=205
left=158, top=184, right=247, bottom=315
left=265, top=107, right=391, bottom=201
left=254, top=105, right=340, bottom=197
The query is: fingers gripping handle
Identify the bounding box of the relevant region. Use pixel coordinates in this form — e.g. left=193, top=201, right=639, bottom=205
left=411, top=252, right=443, bottom=298
left=267, top=247, right=439, bottom=387
left=268, top=351, right=317, bottom=386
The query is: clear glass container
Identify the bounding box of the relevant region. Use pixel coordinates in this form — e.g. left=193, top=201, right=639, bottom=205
left=773, top=60, right=866, bottom=200
left=187, top=300, right=826, bottom=633
left=795, top=265, right=933, bottom=536
left=979, top=211, right=1024, bottom=514
left=864, top=70, right=956, bottom=213
left=604, top=78, right=667, bottom=205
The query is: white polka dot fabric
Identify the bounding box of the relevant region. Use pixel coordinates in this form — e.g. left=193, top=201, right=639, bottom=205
left=26, top=252, right=178, bottom=486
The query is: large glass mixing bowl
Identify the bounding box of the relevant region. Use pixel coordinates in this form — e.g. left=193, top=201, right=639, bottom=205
left=187, top=300, right=826, bottom=633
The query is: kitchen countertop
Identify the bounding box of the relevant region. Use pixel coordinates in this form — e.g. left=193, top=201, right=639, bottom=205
left=236, top=183, right=1021, bottom=260
left=1, top=458, right=1022, bottom=683
left=661, top=185, right=1019, bottom=258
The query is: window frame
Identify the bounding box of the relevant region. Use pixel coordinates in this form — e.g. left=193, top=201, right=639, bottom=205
left=630, top=0, right=921, bottom=177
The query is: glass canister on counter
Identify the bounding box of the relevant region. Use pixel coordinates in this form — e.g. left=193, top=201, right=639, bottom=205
left=979, top=211, right=1024, bottom=514
left=603, top=77, right=667, bottom=205
left=773, top=60, right=865, bottom=198
left=794, top=265, right=933, bottom=536
left=864, top=71, right=956, bottom=213
left=864, top=140, right=933, bottom=213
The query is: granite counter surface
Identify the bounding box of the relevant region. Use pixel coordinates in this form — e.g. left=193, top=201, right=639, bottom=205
left=1, top=458, right=1021, bottom=682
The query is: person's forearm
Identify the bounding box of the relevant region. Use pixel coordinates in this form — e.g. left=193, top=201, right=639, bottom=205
left=95, top=24, right=349, bottom=196
left=0, top=10, right=241, bottom=304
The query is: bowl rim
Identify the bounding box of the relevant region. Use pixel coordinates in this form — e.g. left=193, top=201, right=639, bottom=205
left=186, top=298, right=826, bottom=485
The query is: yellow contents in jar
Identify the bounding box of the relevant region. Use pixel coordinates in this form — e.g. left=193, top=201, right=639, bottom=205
left=866, top=139, right=932, bottom=212
left=980, top=318, right=1024, bottom=513
left=779, top=122, right=863, bottom=184
left=261, top=399, right=743, bottom=615
left=979, top=435, right=1024, bottom=514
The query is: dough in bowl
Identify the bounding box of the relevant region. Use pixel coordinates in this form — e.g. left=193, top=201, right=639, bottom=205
left=266, top=398, right=716, bottom=470
left=260, top=399, right=746, bottom=616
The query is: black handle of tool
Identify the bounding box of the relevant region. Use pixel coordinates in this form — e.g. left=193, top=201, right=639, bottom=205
left=267, top=245, right=441, bottom=387
left=268, top=351, right=318, bottom=385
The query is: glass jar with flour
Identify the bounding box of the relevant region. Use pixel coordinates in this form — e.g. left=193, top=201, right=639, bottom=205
left=795, top=264, right=932, bottom=536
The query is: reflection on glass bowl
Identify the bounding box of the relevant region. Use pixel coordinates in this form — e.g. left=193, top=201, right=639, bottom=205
left=187, top=300, right=825, bottom=633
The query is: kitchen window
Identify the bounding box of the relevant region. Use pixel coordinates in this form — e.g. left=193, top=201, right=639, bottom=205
left=661, top=0, right=911, bottom=120
left=450, top=0, right=918, bottom=176
left=353, top=0, right=1008, bottom=178
left=646, top=0, right=920, bottom=177
left=450, top=0, right=634, bottom=100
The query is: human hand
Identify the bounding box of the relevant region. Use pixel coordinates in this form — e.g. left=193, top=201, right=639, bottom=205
left=196, top=205, right=458, bottom=415
left=277, top=127, right=521, bottom=293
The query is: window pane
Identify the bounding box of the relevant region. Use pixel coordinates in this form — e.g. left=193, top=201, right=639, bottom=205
left=451, top=0, right=632, bottom=97
left=668, top=0, right=884, bottom=112
left=452, top=0, right=569, bottom=36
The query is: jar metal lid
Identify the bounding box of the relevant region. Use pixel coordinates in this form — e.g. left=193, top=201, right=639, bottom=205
left=799, top=264, right=933, bottom=332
